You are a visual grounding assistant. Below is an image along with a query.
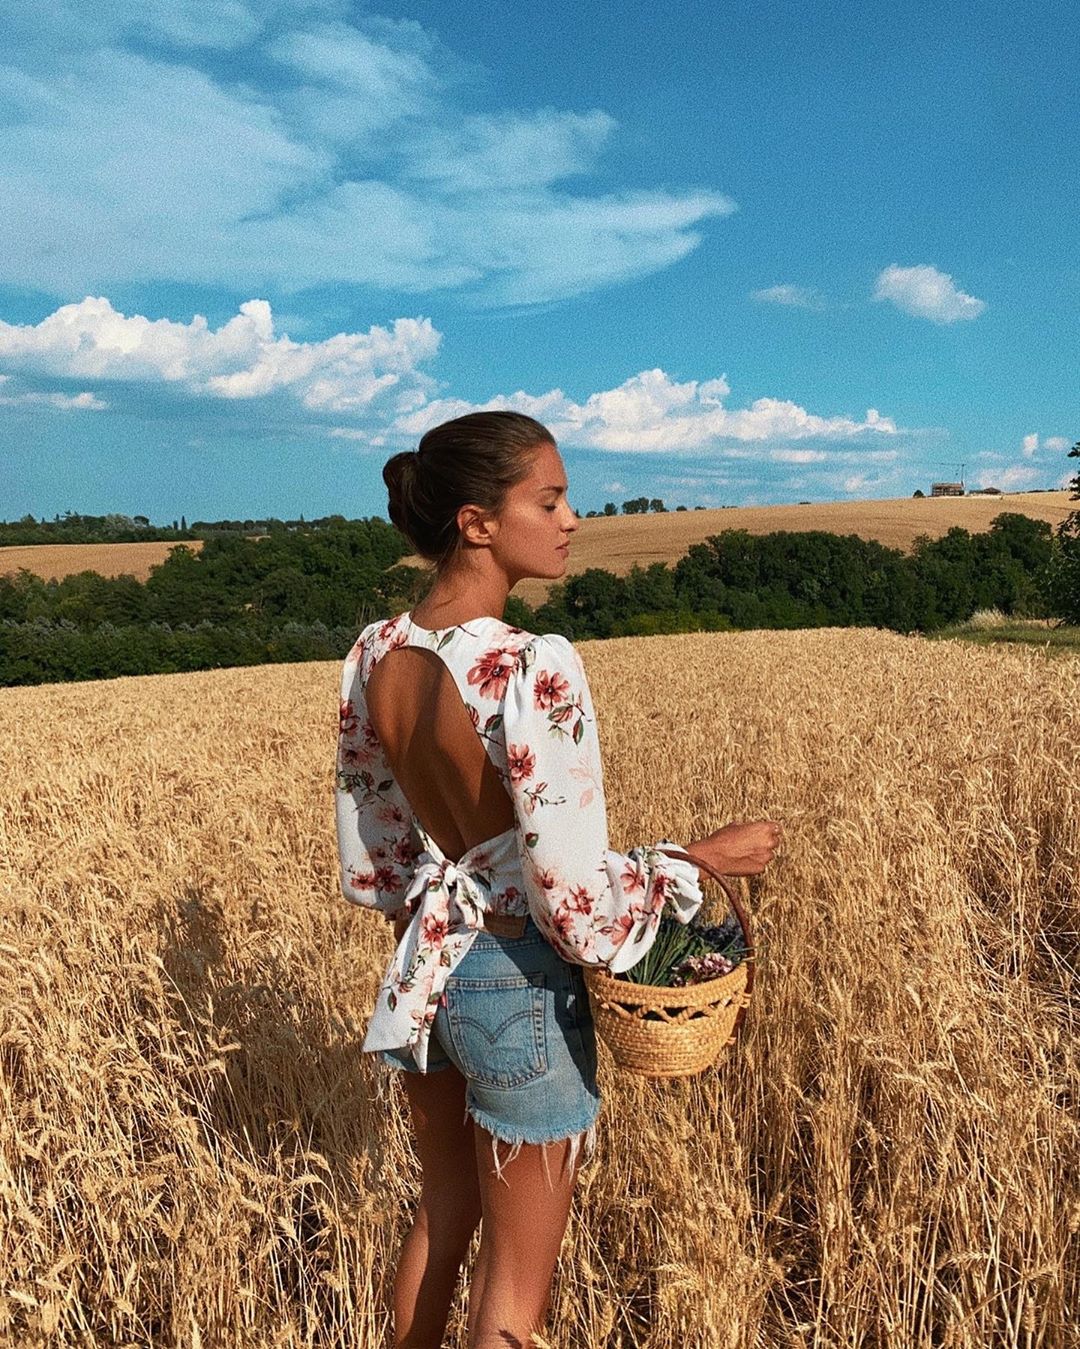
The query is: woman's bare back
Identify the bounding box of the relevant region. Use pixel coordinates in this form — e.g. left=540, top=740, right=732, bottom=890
left=365, top=646, right=515, bottom=864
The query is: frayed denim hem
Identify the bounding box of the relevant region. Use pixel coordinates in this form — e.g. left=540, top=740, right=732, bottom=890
left=464, top=1097, right=601, bottom=1189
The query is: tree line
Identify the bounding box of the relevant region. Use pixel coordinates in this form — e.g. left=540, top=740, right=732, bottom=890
left=1, top=500, right=1076, bottom=686
left=0, top=510, right=358, bottom=546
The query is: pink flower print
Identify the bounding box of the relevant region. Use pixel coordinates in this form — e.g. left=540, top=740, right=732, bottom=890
left=566, top=884, right=594, bottom=915
left=549, top=703, right=575, bottom=725
left=534, top=867, right=559, bottom=894
left=648, top=871, right=671, bottom=910
left=467, top=703, right=480, bottom=728
left=339, top=699, right=359, bottom=737
left=340, top=743, right=373, bottom=768
left=533, top=669, right=570, bottom=711
left=550, top=906, right=576, bottom=945
left=374, top=865, right=401, bottom=892
left=377, top=803, right=407, bottom=827
left=621, top=857, right=647, bottom=893
left=507, top=742, right=536, bottom=784
left=377, top=618, right=398, bottom=641
left=467, top=647, right=517, bottom=700
left=392, top=836, right=417, bottom=866
left=600, top=912, right=635, bottom=947
left=422, top=914, right=450, bottom=948
left=361, top=718, right=380, bottom=749
left=347, top=868, right=379, bottom=893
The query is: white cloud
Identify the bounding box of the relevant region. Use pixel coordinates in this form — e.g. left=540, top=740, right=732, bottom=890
left=0, top=374, right=107, bottom=411
left=0, top=6, right=734, bottom=306
left=0, top=297, right=440, bottom=415
left=0, top=298, right=905, bottom=473
left=768, top=449, right=829, bottom=464
left=750, top=284, right=823, bottom=309
left=977, top=465, right=1041, bottom=491
left=1020, top=433, right=1072, bottom=458
left=873, top=264, right=985, bottom=323
left=394, top=368, right=899, bottom=453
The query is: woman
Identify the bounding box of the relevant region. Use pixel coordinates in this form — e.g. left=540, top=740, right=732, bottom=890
left=334, top=410, right=781, bottom=1348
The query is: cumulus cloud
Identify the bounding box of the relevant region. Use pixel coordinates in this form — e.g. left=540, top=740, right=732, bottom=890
left=976, top=464, right=1041, bottom=491
left=750, top=284, right=824, bottom=309
left=393, top=367, right=899, bottom=454
left=0, top=298, right=905, bottom=476
left=873, top=264, right=985, bottom=323
left=1019, top=433, right=1072, bottom=458
left=0, top=297, right=440, bottom=415
left=0, top=4, right=734, bottom=305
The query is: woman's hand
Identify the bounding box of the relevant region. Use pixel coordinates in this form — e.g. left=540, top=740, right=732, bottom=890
left=681, top=819, right=783, bottom=876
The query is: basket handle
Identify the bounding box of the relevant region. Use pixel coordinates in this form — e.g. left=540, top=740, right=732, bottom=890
left=656, top=847, right=757, bottom=1043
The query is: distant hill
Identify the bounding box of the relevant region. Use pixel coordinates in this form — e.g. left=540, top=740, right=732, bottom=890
left=2, top=491, right=1072, bottom=602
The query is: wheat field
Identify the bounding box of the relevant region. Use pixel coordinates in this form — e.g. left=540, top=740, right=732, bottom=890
left=1, top=629, right=1077, bottom=1347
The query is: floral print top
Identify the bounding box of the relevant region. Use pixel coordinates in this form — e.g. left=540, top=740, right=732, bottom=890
left=335, top=610, right=703, bottom=1070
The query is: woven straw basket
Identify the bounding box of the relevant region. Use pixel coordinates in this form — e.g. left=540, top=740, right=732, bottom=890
left=583, top=849, right=755, bottom=1078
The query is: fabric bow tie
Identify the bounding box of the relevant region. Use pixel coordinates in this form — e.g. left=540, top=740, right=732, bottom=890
left=361, top=849, right=490, bottom=1071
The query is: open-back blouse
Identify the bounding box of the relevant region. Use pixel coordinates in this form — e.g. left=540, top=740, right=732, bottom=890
left=335, top=610, right=704, bottom=1070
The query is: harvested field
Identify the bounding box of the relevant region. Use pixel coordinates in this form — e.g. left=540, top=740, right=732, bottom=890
left=0, top=540, right=204, bottom=583
left=413, top=490, right=1073, bottom=606
left=2, top=492, right=1071, bottom=604
left=1, top=628, right=1077, bottom=1346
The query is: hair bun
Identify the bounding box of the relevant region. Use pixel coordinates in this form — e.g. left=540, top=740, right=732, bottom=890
left=381, top=410, right=555, bottom=568
left=382, top=451, right=423, bottom=542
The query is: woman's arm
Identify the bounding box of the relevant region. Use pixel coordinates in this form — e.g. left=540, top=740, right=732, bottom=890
left=502, top=634, right=703, bottom=972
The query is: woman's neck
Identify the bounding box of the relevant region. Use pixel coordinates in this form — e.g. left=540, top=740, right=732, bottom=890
left=410, top=569, right=512, bottom=629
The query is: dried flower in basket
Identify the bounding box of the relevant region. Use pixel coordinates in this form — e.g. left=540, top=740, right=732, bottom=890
left=618, top=910, right=748, bottom=988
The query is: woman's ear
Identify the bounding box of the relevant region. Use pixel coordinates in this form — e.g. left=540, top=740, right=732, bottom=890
left=456, top=503, right=498, bottom=547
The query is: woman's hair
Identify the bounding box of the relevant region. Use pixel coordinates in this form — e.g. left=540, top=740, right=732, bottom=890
left=383, top=410, right=555, bottom=569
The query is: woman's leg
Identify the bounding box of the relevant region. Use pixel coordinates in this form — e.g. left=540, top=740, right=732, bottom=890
left=393, top=1064, right=483, bottom=1349
left=466, top=1131, right=581, bottom=1349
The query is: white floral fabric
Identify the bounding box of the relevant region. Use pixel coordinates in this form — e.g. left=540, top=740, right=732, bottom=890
left=335, top=610, right=704, bottom=1070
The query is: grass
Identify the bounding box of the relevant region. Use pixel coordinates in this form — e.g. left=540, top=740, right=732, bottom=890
left=930, top=612, right=1080, bottom=657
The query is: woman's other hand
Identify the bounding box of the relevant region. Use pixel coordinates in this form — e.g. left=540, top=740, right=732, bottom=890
left=682, top=819, right=783, bottom=876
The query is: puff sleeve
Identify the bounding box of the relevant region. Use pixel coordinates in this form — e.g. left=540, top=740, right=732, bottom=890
left=334, top=628, right=423, bottom=919
left=501, top=633, right=704, bottom=973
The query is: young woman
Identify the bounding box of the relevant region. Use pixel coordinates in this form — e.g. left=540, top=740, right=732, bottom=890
left=334, top=411, right=781, bottom=1348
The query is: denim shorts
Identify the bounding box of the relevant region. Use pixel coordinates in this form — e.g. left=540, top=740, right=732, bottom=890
left=378, top=914, right=601, bottom=1173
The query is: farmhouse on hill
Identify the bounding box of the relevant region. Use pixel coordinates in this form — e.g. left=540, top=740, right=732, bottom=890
left=931, top=482, right=965, bottom=497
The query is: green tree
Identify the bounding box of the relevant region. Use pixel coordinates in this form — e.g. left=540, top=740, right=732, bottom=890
left=1046, top=441, right=1080, bottom=624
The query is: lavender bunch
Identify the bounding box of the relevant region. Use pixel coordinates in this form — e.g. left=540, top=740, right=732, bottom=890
left=619, top=909, right=747, bottom=987
left=670, top=950, right=737, bottom=986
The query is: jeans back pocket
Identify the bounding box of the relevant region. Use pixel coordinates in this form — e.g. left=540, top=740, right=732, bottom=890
left=444, top=972, right=548, bottom=1088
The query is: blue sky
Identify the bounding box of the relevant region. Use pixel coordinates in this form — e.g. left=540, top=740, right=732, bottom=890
left=0, top=0, right=1076, bottom=523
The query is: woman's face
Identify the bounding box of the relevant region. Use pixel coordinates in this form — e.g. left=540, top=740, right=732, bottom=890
left=484, top=440, right=579, bottom=583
